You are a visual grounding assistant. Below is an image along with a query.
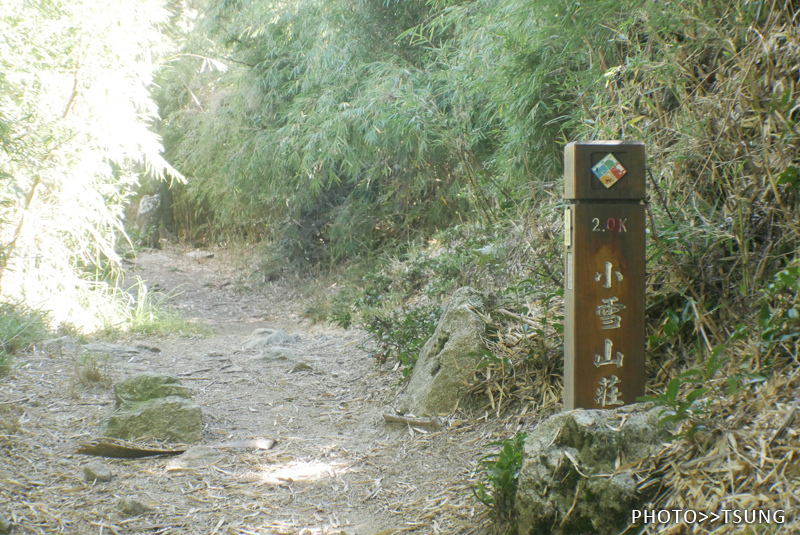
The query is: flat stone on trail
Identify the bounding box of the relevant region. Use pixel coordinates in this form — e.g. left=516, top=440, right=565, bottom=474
left=243, top=329, right=300, bottom=349
left=290, top=362, right=313, bottom=373
left=83, top=461, right=113, bottom=482
left=100, top=373, right=202, bottom=443
left=42, top=336, right=80, bottom=354
left=82, top=342, right=141, bottom=356
left=185, top=250, right=214, bottom=260
left=113, top=373, right=192, bottom=408
left=116, top=498, right=153, bottom=516
left=249, top=346, right=300, bottom=362
left=100, top=396, right=203, bottom=443
left=166, top=446, right=224, bottom=470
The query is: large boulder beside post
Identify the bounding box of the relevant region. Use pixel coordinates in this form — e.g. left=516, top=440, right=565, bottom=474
left=100, top=373, right=202, bottom=443
left=514, top=404, right=669, bottom=535
left=396, top=287, right=491, bottom=416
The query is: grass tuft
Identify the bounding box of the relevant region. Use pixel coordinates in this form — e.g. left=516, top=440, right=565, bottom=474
left=0, top=302, right=49, bottom=374
left=103, top=278, right=210, bottom=337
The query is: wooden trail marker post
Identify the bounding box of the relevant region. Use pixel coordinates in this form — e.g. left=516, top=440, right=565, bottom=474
left=563, top=141, right=646, bottom=410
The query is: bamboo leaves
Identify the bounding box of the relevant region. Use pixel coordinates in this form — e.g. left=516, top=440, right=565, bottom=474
left=0, top=0, right=180, bottom=328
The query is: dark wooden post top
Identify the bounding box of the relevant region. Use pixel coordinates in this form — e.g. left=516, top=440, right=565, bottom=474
left=565, top=141, right=645, bottom=201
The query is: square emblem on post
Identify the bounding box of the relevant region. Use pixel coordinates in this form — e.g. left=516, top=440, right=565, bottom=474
left=591, top=153, right=627, bottom=188
left=565, top=141, right=645, bottom=201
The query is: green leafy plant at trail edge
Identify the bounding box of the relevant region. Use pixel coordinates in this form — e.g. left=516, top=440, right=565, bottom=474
left=362, top=304, right=439, bottom=381
left=758, top=266, right=800, bottom=360
left=640, top=326, right=766, bottom=441
left=473, top=431, right=527, bottom=521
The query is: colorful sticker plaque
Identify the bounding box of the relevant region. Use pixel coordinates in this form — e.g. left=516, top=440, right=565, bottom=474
left=591, top=153, right=627, bottom=188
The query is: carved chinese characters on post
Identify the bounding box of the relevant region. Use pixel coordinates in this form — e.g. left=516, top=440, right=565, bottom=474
left=596, top=296, right=626, bottom=330
left=596, top=261, right=623, bottom=288
left=563, top=141, right=646, bottom=410
left=595, top=375, right=624, bottom=407
left=593, top=270, right=625, bottom=406
left=594, top=339, right=623, bottom=368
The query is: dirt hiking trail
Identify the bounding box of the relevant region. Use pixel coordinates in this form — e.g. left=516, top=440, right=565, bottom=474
left=0, top=248, right=513, bottom=535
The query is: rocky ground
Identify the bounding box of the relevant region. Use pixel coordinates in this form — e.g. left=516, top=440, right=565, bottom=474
left=0, top=248, right=518, bottom=535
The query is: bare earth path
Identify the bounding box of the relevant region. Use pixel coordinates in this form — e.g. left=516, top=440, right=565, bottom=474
left=0, top=248, right=507, bottom=535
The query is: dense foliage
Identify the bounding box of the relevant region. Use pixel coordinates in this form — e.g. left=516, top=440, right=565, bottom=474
left=163, top=0, right=798, bottom=273
left=162, top=0, right=798, bottom=371
left=160, top=0, right=490, bottom=261
left=0, top=0, right=180, bottom=328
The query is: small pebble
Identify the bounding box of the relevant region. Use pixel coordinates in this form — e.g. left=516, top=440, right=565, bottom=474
left=83, top=461, right=113, bottom=483
left=116, top=498, right=152, bottom=516
left=290, top=362, right=312, bottom=373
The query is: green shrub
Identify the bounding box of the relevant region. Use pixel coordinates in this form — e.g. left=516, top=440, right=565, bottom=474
left=758, top=265, right=800, bottom=361
left=362, top=304, right=440, bottom=380
left=473, top=431, right=527, bottom=521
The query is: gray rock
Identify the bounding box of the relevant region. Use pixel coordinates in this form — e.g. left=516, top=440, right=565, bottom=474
left=113, top=373, right=192, bottom=409
left=166, top=446, right=224, bottom=470
left=250, top=328, right=276, bottom=337
left=243, top=338, right=267, bottom=350
left=270, top=330, right=300, bottom=344
left=116, top=498, right=153, bottom=516
left=0, top=512, right=11, bottom=534
left=397, top=287, right=490, bottom=416
left=83, top=342, right=140, bottom=356
left=42, top=336, right=80, bottom=355
left=136, top=194, right=161, bottom=248
left=514, top=405, right=670, bottom=535
left=249, top=347, right=299, bottom=362
left=290, top=362, right=313, bottom=373
left=83, top=461, right=113, bottom=482
left=100, top=374, right=200, bottom=442
left=100, top=395, right=202, bottom=443
left=243, top=330, right=300, bottom=349
left=185, top=250, right=214, bottom=260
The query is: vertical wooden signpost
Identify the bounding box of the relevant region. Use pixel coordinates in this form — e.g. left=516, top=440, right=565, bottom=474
left=563, top=141, right=646, bottom=410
